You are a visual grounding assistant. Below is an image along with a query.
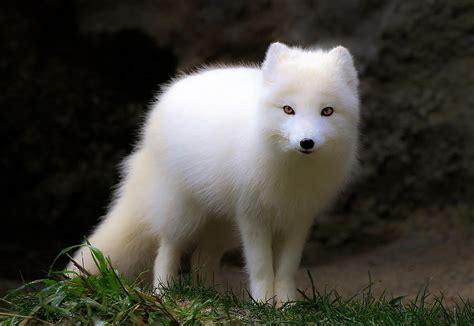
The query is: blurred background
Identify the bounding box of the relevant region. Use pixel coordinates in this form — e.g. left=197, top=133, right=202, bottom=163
left=1, top=0, right=473, bottom=299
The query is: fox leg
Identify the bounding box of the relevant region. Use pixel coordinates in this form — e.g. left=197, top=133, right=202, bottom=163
left=190, top=218, right=239, bottom=287
left=153, top=237, right=182, bottom=289
left=273, top=222, right=311, bottom=305
left=237, top=211, right=274, bottom=302
left=152, top=192, right=205, bottom=289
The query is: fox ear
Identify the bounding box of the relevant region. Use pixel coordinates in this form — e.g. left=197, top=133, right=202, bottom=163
left=262, top=42, right=289, bottom=78
left=330, top=46, right=359, bottom=91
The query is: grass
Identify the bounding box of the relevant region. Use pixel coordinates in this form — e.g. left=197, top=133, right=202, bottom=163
left=1, top=246, right=473, bottom=325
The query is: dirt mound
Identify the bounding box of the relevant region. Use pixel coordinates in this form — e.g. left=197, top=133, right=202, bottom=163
left=222, top=228, right=474, bottom=303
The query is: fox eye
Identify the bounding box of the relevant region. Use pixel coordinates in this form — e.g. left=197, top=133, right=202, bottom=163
left=321, top=107, right=334, bottom=117
left=283, top=105, right=295, bottom=115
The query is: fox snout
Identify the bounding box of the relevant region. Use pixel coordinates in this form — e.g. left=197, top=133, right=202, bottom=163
left=298, top=138, right=315, bottom=154
left=300, top=138, right=314, bottom=149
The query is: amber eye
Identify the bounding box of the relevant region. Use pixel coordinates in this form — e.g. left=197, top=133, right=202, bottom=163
left=321, top=107, right=334, bottom=117
left=283, top=105, right=295, bottom=115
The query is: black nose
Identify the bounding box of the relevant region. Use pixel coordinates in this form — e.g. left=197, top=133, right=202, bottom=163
left=300, top=138, right=314, bottom=150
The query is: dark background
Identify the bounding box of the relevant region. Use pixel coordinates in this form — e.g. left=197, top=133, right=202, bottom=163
left=1, top=0, right=473, bottom=288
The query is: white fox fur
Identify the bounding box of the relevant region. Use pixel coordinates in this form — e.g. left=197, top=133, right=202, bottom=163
left=68, top=42, right=360, bottom=303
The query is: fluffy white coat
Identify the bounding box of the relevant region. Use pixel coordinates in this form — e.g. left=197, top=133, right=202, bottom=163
left=68, top=42, right=360, bottom=303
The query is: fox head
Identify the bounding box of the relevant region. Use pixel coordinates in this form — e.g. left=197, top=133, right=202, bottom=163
left=259, top=42, right=360, bottom=159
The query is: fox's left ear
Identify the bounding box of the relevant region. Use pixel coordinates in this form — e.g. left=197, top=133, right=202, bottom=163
left=330, top=46, right=359, bottom=91
left=262, top=42, right=289, bottom=80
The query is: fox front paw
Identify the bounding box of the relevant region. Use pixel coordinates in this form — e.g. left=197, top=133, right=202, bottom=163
left=274, top=279, right=297, bottom=306
left=250, top=280, right=275, bottom=303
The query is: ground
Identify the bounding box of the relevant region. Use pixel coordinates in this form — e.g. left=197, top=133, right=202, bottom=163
left=223, top=227, right=474, bottom=304
left=3, top=224, right=471, bottom=305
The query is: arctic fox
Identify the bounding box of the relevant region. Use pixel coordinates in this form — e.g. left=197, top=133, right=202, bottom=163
left=68, top=42, right=360, bottom=303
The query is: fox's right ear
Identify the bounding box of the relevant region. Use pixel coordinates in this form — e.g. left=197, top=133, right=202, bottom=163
left=262, top=42, right=289, bottom=79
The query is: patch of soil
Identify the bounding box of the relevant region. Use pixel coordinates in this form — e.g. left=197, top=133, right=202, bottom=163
left=1, top=228, right=472, bottom=304
left=222, top=228, right=474, bottom=304
left=0, top=279, right=22, bottom=297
